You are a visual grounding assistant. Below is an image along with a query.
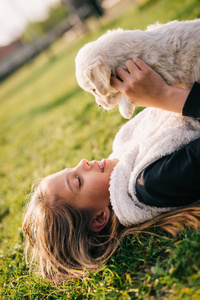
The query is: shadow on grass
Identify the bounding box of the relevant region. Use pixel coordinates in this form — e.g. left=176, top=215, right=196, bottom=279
left=0, top=207, right=10, bottom=222
left=1, top=87, right=82, bottom=138
left=29, top=86, right=81, bottom=117
left=175, top=0, right=200, bottom=19
left=0, top=56, right=58, bottom=104
left=138, top=0, right=160, bottom=10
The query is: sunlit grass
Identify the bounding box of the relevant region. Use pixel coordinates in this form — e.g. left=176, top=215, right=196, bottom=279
left=1, top=0, right=200, bottom=298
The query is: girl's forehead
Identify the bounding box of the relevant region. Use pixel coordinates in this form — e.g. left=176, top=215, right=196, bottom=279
left=40, top=177, right=64, bottom=206
left=40, top=177, right=51, bottom=196
left=48, top=167, right=71, bottom=177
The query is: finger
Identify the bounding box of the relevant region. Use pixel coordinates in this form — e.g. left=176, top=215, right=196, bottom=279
left=110, top=76, right=124, bottom=91
left=133, top=57, right=152, bottom=72
left=115, top=67, right=129, bottom=80
left=125, top=59, right=141, bottom=73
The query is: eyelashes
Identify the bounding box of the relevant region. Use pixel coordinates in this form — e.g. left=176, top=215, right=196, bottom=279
left=77, top=176, right=81, bottom=188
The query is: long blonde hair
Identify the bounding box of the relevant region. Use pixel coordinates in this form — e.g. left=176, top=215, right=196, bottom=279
left=23, top=180, right=200, bottom=282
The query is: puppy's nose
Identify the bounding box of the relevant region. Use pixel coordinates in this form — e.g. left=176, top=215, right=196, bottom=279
left=99, top=104, right=102, bottom=107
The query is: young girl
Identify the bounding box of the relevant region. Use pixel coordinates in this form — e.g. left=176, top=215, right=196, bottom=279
left=23, top=58, right=200, bottom=282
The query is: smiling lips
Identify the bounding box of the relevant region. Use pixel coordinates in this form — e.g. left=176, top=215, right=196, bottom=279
left=99, top=161, right=104, bottom=172
left=94, top=159, right=106, bottom=172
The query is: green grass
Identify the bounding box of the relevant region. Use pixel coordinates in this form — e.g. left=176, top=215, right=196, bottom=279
left=1, top=0, right=200, bottom=298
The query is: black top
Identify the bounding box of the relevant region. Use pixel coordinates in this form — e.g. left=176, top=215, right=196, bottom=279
left=135, top=82, right=200, bottom=207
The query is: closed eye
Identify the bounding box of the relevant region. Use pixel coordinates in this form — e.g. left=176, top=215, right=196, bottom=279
left=77, top=176, right=81, bottom=188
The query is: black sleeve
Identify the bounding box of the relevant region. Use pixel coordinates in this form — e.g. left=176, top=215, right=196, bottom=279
left=182, top=82, right=200, bottom=118
left=135, top=137, right=200, bottom=208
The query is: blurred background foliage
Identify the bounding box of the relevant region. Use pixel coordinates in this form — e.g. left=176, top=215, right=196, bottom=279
left=22, top=3, right=69, bottom=43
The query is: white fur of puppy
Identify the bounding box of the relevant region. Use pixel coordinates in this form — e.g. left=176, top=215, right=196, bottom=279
left=75, top=19, right=200, bottom=119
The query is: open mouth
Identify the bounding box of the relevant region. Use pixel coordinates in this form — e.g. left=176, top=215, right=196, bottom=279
left=98, top=161, right=104, bottom=172
left=94, top=159, right=106, bottom=172
left=98, top=159, right=106, bottom=172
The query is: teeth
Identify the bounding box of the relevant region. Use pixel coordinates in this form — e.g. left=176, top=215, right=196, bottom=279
left=99, top=161, right=103, bottom=172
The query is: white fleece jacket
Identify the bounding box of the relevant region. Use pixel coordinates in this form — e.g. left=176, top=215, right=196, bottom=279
left=108, top=108, right=200, bottom=226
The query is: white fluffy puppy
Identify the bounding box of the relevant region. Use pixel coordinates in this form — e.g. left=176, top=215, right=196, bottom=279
left=75, top=19, right=200, bottom=118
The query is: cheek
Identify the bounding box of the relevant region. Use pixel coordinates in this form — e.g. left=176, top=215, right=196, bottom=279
left=89, top=176, right=109, bottom=194
left=97, top=178, right=110, bottom=193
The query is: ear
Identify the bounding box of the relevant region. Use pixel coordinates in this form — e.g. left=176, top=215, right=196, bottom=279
left=90, top=206, right=110, bottom=232
left=87, top=64, right=111, bottom=95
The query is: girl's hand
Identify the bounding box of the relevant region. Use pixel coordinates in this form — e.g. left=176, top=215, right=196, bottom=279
left=110, top=58, right=190, bottom=113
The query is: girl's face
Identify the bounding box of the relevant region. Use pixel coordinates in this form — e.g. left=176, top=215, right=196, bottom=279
left=43, top=158, right=119, bottom=213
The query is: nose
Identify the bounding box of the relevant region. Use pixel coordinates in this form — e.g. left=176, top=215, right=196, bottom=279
left=80, top=159, right=91, bottom=171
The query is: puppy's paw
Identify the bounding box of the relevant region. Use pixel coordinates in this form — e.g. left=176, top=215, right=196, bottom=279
left=118, top=96, right=135, bottom=119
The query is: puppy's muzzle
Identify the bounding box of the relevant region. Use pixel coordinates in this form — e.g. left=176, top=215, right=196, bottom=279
left=96, top=93, right=121, bottom=110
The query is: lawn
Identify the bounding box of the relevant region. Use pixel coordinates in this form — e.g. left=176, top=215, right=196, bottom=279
left=0, top=0, right=200, bottom=298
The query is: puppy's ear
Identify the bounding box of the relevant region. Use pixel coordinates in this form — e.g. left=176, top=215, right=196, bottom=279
left=87, top=64, right=111, bottom=95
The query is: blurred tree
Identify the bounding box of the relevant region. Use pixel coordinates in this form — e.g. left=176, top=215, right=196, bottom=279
left=86, top=0, right=104, bottom=17
left=62, top=0, right=104, bottom=20
left=22, top=3, right=69, bottom=43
